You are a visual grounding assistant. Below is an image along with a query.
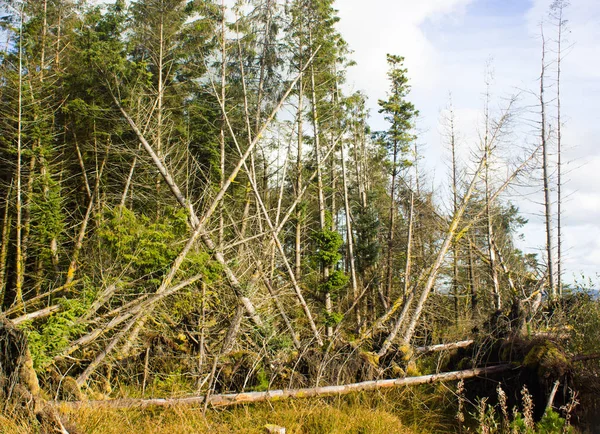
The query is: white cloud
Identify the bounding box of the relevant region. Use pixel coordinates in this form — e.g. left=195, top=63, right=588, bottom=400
left=337, top=0, right=474, bottom=120
left=336, top=0, right=600, bottom=282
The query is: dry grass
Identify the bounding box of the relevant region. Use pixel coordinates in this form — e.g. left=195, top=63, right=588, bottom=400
left=64, top=403, right=412, bottom=434
left=0, top=415, right=30, bottom=434
left=71, top=388, right=450, bottom=433
left=0, top=387, right=454, bottom=433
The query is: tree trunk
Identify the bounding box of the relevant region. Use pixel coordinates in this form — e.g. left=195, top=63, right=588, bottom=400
left=540, top=28, right=556, bottom=299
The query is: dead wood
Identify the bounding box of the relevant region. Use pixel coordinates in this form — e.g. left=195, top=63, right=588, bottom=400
left=60, top=364, right=513, bottom=410
left=415, top=340, right=475, bottom=355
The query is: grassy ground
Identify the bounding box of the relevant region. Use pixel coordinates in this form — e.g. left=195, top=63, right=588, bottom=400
left=0, top=387, right=456, bottom=433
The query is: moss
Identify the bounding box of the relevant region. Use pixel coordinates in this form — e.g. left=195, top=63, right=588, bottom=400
left=391, top=363, right=405, bottom=377
left=405, top=361, right=421, bottom=377
left=59, top=377, right=84, bottom=402
left=523, top=341, right=570, bottom=379
left=359, top=351, right=380, bottom=368
left=398, top=344, right=413, bottom=362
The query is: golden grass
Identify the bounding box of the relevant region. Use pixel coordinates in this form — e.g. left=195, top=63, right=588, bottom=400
left=71, top=388, right=450, bottom=434
left=1, top=387, right=455, bottom=433
left=0, top=415, right=30, bottom=434
left=65, top=402, right=413, bottom=434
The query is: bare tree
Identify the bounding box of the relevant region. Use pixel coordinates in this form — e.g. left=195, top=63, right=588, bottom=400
left=539, top=26, right=556, bottom=298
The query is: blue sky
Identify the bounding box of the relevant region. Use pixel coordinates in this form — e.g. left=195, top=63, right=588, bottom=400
left=337, top=0, right=600, bottom=284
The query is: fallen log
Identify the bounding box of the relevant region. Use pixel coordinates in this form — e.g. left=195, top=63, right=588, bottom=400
left=59, top=364, right=513, bottom=410
left=415, top=340, right=475, bottom=355
left=12, top=305, right=60, bottom=325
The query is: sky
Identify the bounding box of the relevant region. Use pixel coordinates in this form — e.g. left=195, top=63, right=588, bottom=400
left=336, top=0, right=600, bottom=284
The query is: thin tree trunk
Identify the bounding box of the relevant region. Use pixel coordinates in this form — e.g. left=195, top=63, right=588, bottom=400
left=295, top=74, right=304, bottom=280
left=155, top=12, right=165, bottom=210
left=0, top=182, right=13, bottom=304
left=468, top=237, right=478, bottom=318
left=450, top=99, right=460, bottom=323
left=219, top=0, right=226, bottom=248
left=385, top=141, right=398, bottom=304
left=341, top=141, right=360, bottom=329
left=540, top=28, right=556, bottom=298
left=555, top=2, right=565, bottom=296
left=483, top=77, right=501, bottom=311
left=66, top=147, right=109, bottom=285
left=14, top=7, right=24, bottom=305
left=196, top=280, right=207, bottom=388
left=308, top=40, right=331, bottom=339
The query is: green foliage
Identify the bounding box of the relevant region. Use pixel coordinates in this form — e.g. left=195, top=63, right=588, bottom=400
left=377, top=54, right=418, bottom=167
left=319, top=270, right=349, bottom=298
left=537, top=410, right=570, bottom=434
left=354, top=200, right=381, bottom=273
left=98, top=206, right=189, bottom=283
left=466, top=392, right=573, bottom=434
left=313, top=229, right=343, bottom=267
left=324, top=311, right=344, bottom=327
left=30, top=171, right=64, bottom=263
left=253, top=367, right=270, bottom=392
left=560, top=281, right=600, bottom=355
left=22, top=292, right=94, bottom=370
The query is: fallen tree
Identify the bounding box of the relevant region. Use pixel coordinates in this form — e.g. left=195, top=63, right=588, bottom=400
left=59, top=364, right=513, bottom=410
left=415, top=340, right=475, bottom=355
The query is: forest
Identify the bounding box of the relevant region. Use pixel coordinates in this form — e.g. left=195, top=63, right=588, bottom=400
left=0, top=0, right=598, bottom=433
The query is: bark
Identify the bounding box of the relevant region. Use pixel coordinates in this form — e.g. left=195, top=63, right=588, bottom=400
left=0, top=182, right=12, bottom=303
left=56, top=275, right=203, bottom=362
left=4, top=280, right=79, bottom=318
left=219, top=0, right=226, bottom=248
left=468, top=237, right=478, bottom=317
left=483, top=77, right=501, bottom=311
left=341, top=140, right=360, bottom=329
left=450, top=100, right=460, bottom=322
left=385, top=140, right=398, bottom=304
left=295, top=73, right=304, bottom=280
left=83, top=283, right=118, bottom=321
left=545, top=380, right=560, bottom=413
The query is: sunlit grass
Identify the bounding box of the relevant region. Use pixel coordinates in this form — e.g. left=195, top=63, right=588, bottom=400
left=57, top=387, right=453, bottom=434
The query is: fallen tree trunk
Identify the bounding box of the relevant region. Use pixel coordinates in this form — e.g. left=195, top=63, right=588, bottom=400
left=415, top=340, right=475, bottom=355
left=12, top=305, right=60, bottom=325
left=60, top=364, right=513, bottom=410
